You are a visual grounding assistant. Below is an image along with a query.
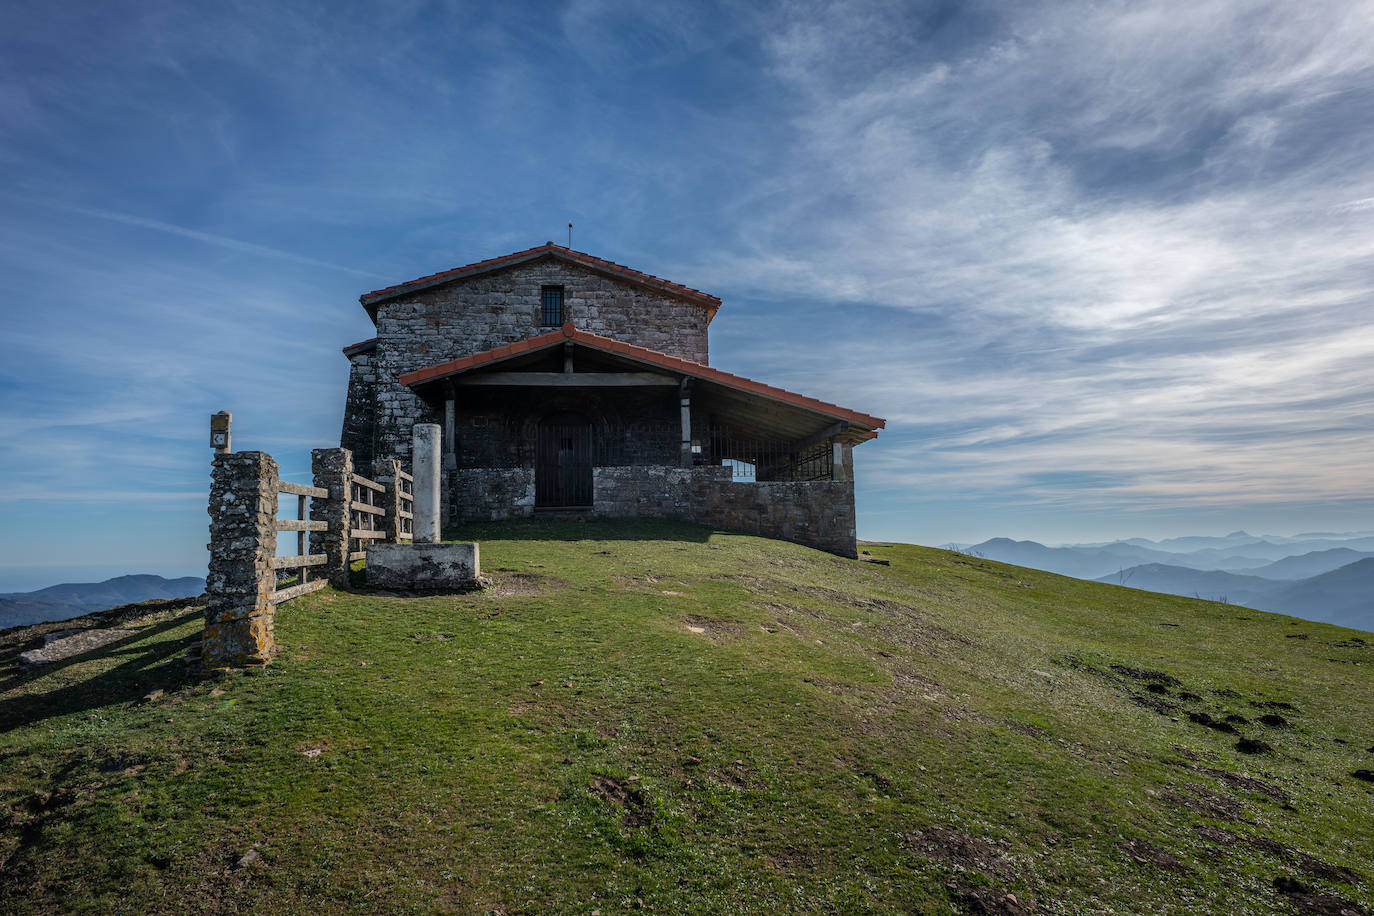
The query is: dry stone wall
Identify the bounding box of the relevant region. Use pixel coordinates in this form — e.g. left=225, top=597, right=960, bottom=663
left=309, top=448, right=354, bottom=587
left=204, top=452, right=279, bottom=668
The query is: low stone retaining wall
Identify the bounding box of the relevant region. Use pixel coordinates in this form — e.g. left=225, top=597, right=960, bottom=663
left=445, top=464, right=856, bottom=557
left=593, top=466, right=857, bottom=558
left=448, top=468, right=538, bottom=522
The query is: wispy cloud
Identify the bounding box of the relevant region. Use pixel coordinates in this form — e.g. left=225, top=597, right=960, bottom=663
left=690, top=0, right=1374, bottom=532
left=42, top=200, right=390, bottom=279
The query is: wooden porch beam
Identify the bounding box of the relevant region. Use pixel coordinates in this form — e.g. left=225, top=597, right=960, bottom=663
left=453, top=372, right=680, bottom=387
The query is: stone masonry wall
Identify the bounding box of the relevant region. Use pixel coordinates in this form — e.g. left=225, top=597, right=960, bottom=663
left=354, top=256, right=711, bottom=465
left=442, top=462, right=857, bottom=557
left=340, top=349, right=378, bottom=468
left=591, top=466, right=858, bottom=558
left=204, top=452, right=279, bottom=668
left=446, top=467, right=536, bottom=522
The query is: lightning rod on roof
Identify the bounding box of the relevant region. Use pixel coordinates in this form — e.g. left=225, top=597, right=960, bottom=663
left=568, top=222, right=573, bottom=248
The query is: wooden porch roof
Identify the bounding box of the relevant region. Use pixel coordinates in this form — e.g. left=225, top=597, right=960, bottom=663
left=399, top=324, right=884, bottom=445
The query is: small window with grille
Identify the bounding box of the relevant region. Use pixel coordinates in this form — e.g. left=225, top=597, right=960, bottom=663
left=540, top=286, right=564, bottom=326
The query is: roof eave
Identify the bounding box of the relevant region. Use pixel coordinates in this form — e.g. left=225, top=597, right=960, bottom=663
left=398, top=324, right=886, bottom=437
left=359, top=244, right=722, bottom=323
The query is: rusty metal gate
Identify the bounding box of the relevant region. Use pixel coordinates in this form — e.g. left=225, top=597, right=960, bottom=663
left=536, top=416, right=593, bottom=507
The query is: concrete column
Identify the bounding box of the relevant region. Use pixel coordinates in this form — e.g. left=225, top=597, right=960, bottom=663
left=679, top=380, right=693, bottom=468
left=413, top=423, right=442, bottom=543
left=311, top=447, right=354, bottom=586
left=443, top=398, right=457, bottom=471
left=204, top=451, right=279, bottom=669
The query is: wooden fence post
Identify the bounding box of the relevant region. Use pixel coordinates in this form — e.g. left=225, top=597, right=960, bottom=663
left=204, top=451, right=279, bottom=669
left=311, top=447, right=354, bottom=587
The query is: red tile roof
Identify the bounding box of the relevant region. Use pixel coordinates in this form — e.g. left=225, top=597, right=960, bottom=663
left=359, top=242, right=722, bottom=317
left=398, top=323, right=885, bottom=433
left=343, top=337, right=377, bottom=357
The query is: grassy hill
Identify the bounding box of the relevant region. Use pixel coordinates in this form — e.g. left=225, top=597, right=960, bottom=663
left=1, top=520, right=1370, bottom=915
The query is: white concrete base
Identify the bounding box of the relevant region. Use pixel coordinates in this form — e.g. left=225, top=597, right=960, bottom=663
left=365, top=542, right=481, bottom=590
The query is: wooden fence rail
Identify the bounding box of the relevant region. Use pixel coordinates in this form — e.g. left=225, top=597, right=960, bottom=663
left=270, top=479, right=330, bottom=606
left=205, top=444, right=412, bottom=669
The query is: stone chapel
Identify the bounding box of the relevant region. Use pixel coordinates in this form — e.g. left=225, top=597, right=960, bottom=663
left=338, top=242, right=884, bottom=556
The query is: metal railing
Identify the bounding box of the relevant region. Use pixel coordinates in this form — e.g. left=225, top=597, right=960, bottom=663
left=700, top=425, right=834, bottom=481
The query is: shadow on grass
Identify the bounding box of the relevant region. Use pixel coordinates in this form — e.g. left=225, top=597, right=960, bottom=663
left=0, top=608, right=201, bottom=732
left=442, top=517, right=714, bottom=543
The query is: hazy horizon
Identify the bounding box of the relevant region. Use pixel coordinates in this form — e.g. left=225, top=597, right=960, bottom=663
left=7, top=526, right=1374, bottom=595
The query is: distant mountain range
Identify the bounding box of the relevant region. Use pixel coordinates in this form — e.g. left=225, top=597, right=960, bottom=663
left=0, top=574, right=205, bottom=630
left=956, top=532, right=1372, bottom=632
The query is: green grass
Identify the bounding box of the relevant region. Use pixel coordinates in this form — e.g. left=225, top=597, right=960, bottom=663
left=1, top=519, right=1370, bottom=914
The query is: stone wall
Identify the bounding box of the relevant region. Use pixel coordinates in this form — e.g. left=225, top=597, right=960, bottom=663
left=350, top=256, right=712, bottom=466
left=447, top=467, right=537, bottom=522
left=340, top=348, right=378, bottom=468
left=591, top=466, right=858, bottom=558
left=309, top=448, right=354, bottom=587
left=204, top=451, right=279, bottom=668
left=443, top=461, right=857, bottom=557
left=376, top=258, right=710, bottom=367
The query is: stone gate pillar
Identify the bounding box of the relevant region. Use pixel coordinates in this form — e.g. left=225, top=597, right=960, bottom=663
left=204, top=451, right=279, bottom=669
left=311, top=447, right=354, bottom=586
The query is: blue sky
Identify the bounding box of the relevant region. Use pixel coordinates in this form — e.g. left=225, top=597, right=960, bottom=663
left=2, top=0, right=1373, bottom=590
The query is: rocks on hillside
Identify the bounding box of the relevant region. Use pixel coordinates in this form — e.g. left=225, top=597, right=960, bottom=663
left=19, top=628, right=129, bottom=668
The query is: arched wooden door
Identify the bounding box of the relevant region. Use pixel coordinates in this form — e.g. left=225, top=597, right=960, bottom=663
left=536, top=414, right=593, bottom=508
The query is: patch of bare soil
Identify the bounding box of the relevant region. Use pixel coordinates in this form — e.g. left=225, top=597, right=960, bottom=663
left=1118, top=838, right=1193, bottom=875
left=1007, top=721, right=1051, bottom=741
left=949, top=883, right=1036, bottom=915
left=481, top=571, right=564, bottom=598
left=588, top=775, right=651, bottom=828
left=1175, top=761, right=1293, bottom=807
left=1298, top=857, right=1364, bottom=886
left=1110, top=665, right=1182, bottom=687
left=764, top=847, right=818, bottom=875
left=1155, top=785, right=1248, bottom=821
left=1274, top=876, right=1370, bottom=915
left=1188, top=711, right=1240, bottom=734
left=802, top=676, right=856, bottom=695
left=710, top=760, right=756, bottom=790
left=1192, top=824, right=1239, bottom=845
left=911, top=826, right=1014, bottom=879
left=1191, top=826, right=1362, bottom=886
left=1236, top=737, right=1274, bottom=755
left=682, top=615, right=741, bottom=638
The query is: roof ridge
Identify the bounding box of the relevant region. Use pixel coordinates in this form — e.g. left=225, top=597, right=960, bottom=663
left=359, top=242, right=721, bottom=312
